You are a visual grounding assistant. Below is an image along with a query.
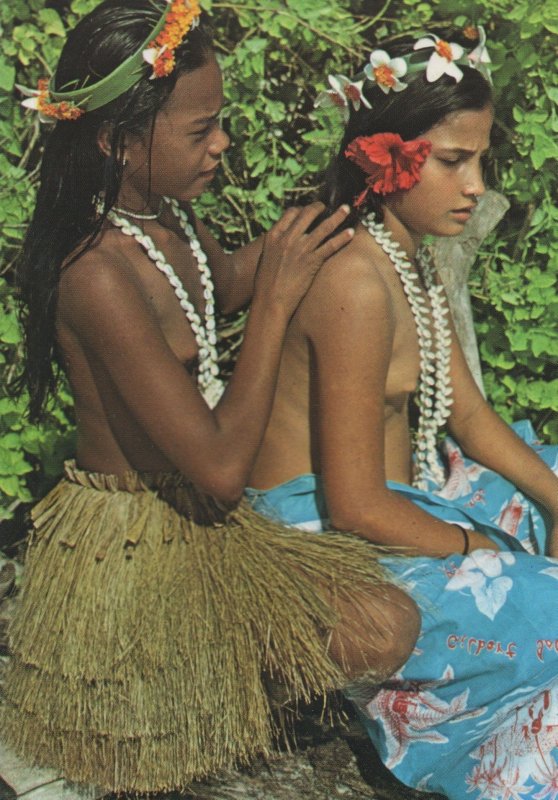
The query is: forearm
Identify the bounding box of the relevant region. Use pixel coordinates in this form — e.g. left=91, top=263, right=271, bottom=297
left=327, top=482, right=497, bottom=557
left=449, top=403, right=558, bottom=518
left=210, top=299, right=289, bottom=493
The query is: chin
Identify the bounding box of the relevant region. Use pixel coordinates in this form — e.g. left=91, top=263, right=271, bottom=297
left=173, top=188, right=200, bottom=203
left=431, top=221, right=468, bottom=238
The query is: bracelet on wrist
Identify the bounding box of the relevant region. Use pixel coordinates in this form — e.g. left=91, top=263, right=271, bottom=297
left=453, top=524, right=470, bottom=556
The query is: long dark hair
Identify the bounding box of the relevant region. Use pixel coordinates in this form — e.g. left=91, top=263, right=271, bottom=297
left=15, top=0, right=213, bottom=420
left=322, top=33, right=493, bottom=226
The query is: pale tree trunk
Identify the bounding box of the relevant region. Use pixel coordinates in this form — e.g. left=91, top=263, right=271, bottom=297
left=430, top=190, right=510, bottom=396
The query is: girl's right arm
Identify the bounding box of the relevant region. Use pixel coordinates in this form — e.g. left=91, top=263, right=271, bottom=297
left=59, top=203, right=352, bottom=503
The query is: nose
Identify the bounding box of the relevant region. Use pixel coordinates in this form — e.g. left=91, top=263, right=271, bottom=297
left=209, top=126, right=230, bottom=157
left=463, top=159, right=485, bottom=200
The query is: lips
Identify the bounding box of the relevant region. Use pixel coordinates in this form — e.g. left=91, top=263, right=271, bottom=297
left=449, top=207, right=475, bottom=222
left=199, top=164, right=219, bottom=178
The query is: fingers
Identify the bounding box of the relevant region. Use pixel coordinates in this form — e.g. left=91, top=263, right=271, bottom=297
left=305, top=203, right=351, bottom=245
left=314, top=226, right=355, bottom=260
left=281, top=201, right=328, bottom=239
left=269, top=202, right=351, bottom=246
left=267, top=202, right=325, bottom=243
left=270, top=205, right=302, bottom=236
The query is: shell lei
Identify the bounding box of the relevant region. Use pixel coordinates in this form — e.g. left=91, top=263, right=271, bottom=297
left=363, top=215, right=453, bottom=489
left=107, top=198, right=225, bottom=408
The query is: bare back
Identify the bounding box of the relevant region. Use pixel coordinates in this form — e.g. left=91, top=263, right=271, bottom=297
left=250, top=223, right=423, bottom=489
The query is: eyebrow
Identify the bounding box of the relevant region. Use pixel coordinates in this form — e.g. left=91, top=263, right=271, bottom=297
left=190, top=110, right=221, bottom=126
left=436, top=146, right=490, bottom=155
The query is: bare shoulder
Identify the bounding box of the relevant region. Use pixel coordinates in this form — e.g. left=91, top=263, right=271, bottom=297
left=299, top=222, right=393, bottom=327
left=58, top=228, right=146, bottom=326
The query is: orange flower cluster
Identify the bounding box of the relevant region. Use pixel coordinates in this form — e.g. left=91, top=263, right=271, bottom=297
left=35, top=78, right=84, bottom=121
left=463, top=25, right=481, bottom=41
left=148, top=0, right=202, bottom=78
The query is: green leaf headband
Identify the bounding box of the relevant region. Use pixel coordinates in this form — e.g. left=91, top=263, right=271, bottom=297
left=315, top=27, right=492, bottom=121
left=19, top=0, right=202, bottom=122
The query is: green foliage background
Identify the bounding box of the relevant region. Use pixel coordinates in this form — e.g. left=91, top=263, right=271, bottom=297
left=0, top=0, right=556, bottom=531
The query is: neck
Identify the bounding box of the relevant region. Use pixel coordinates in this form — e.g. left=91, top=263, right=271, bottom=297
left=380, top=207, right=422, bottom=260
left=116, top=185, right=163, bottom=219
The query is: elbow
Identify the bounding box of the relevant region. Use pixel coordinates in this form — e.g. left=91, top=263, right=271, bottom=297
left=329, top=505, right=370, bottom=537
left=328, top=497, right=386, bottom=541
left=202, top=477, right=245, bottom=506
left=194, top=462, right=247, bottom=506
left=214, top=482, right=245, bottom=506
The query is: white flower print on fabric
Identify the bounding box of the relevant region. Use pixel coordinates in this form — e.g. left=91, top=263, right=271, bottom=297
left=365, top=665, right=486, bottom=769
left=437, top=438, right=488, bottom=500
left=445, top=550, right=515, bottom=620
left=496, top=492, right=529, bottom=539
left=540, top=565, right=558, bottom=582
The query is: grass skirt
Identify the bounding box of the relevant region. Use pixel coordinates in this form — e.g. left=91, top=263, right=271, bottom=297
left=3, top=461, right=388, bottom=794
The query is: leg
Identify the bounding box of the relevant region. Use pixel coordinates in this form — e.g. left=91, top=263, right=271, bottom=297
left=329, top=583, right=420, bottom=682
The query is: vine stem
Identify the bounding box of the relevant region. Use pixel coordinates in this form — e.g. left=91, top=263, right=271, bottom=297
left=352, top=0, right=394, bottom=34
left=211, top=3, right=364, bottom=57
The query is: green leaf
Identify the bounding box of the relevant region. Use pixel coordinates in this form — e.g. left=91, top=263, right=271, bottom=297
left=38, top=8, right=65, bottom=37
left=0, top=59, right=15, bottom=93
left=0, top=474, right=22, bottom=497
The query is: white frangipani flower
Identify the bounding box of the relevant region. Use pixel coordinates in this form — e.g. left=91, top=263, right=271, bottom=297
left=314, top=74, right=371, bottom=121
left=364, top=50, right=407, bottom=94
left=467, top=26, right=492, bottom=81
left=414, top=35, right=465, bottom=83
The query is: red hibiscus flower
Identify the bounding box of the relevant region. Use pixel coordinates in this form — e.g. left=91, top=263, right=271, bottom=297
left=345, top=132, right=432, bottom=206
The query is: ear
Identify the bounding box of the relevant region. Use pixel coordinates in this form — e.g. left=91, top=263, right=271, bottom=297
left=97, top=122, right=129, bottom=166
left=97, top=121, right=114, bottom=158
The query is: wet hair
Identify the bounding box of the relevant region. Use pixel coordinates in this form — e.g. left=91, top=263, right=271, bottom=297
left=321, top=33, right=493, bottom=227
left=15, top=0, right=213, bottom=420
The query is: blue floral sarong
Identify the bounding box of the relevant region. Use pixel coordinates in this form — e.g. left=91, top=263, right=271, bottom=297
left=246, top=421, right=558, bottom=800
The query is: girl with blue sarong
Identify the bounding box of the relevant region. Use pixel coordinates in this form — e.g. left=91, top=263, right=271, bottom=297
left=246, top=28, right=558, bottom=800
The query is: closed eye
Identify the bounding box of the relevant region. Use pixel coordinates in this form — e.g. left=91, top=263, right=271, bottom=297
left=191, top=127, right=211, bottom=139
left=437, top=149, right=490, bottom=167
left=190, top=111, right=223, bottom=141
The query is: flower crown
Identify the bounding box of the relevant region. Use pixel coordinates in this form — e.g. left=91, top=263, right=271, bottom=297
left=322, top=27, right=492, bottom=208
left=18, top=0, right=201, bottom=122
left=315, top=26, right=491, bottom=121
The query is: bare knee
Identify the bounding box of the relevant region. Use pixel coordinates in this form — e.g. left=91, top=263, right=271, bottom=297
left=330, top=583, right=420, bottom=681
left=373, top=585, right=420, bottom=675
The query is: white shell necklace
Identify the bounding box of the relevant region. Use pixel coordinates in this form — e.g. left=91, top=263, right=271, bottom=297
left=107, top=196, right=225, bottom=409
left=362, top=214, right=453, bottom=489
